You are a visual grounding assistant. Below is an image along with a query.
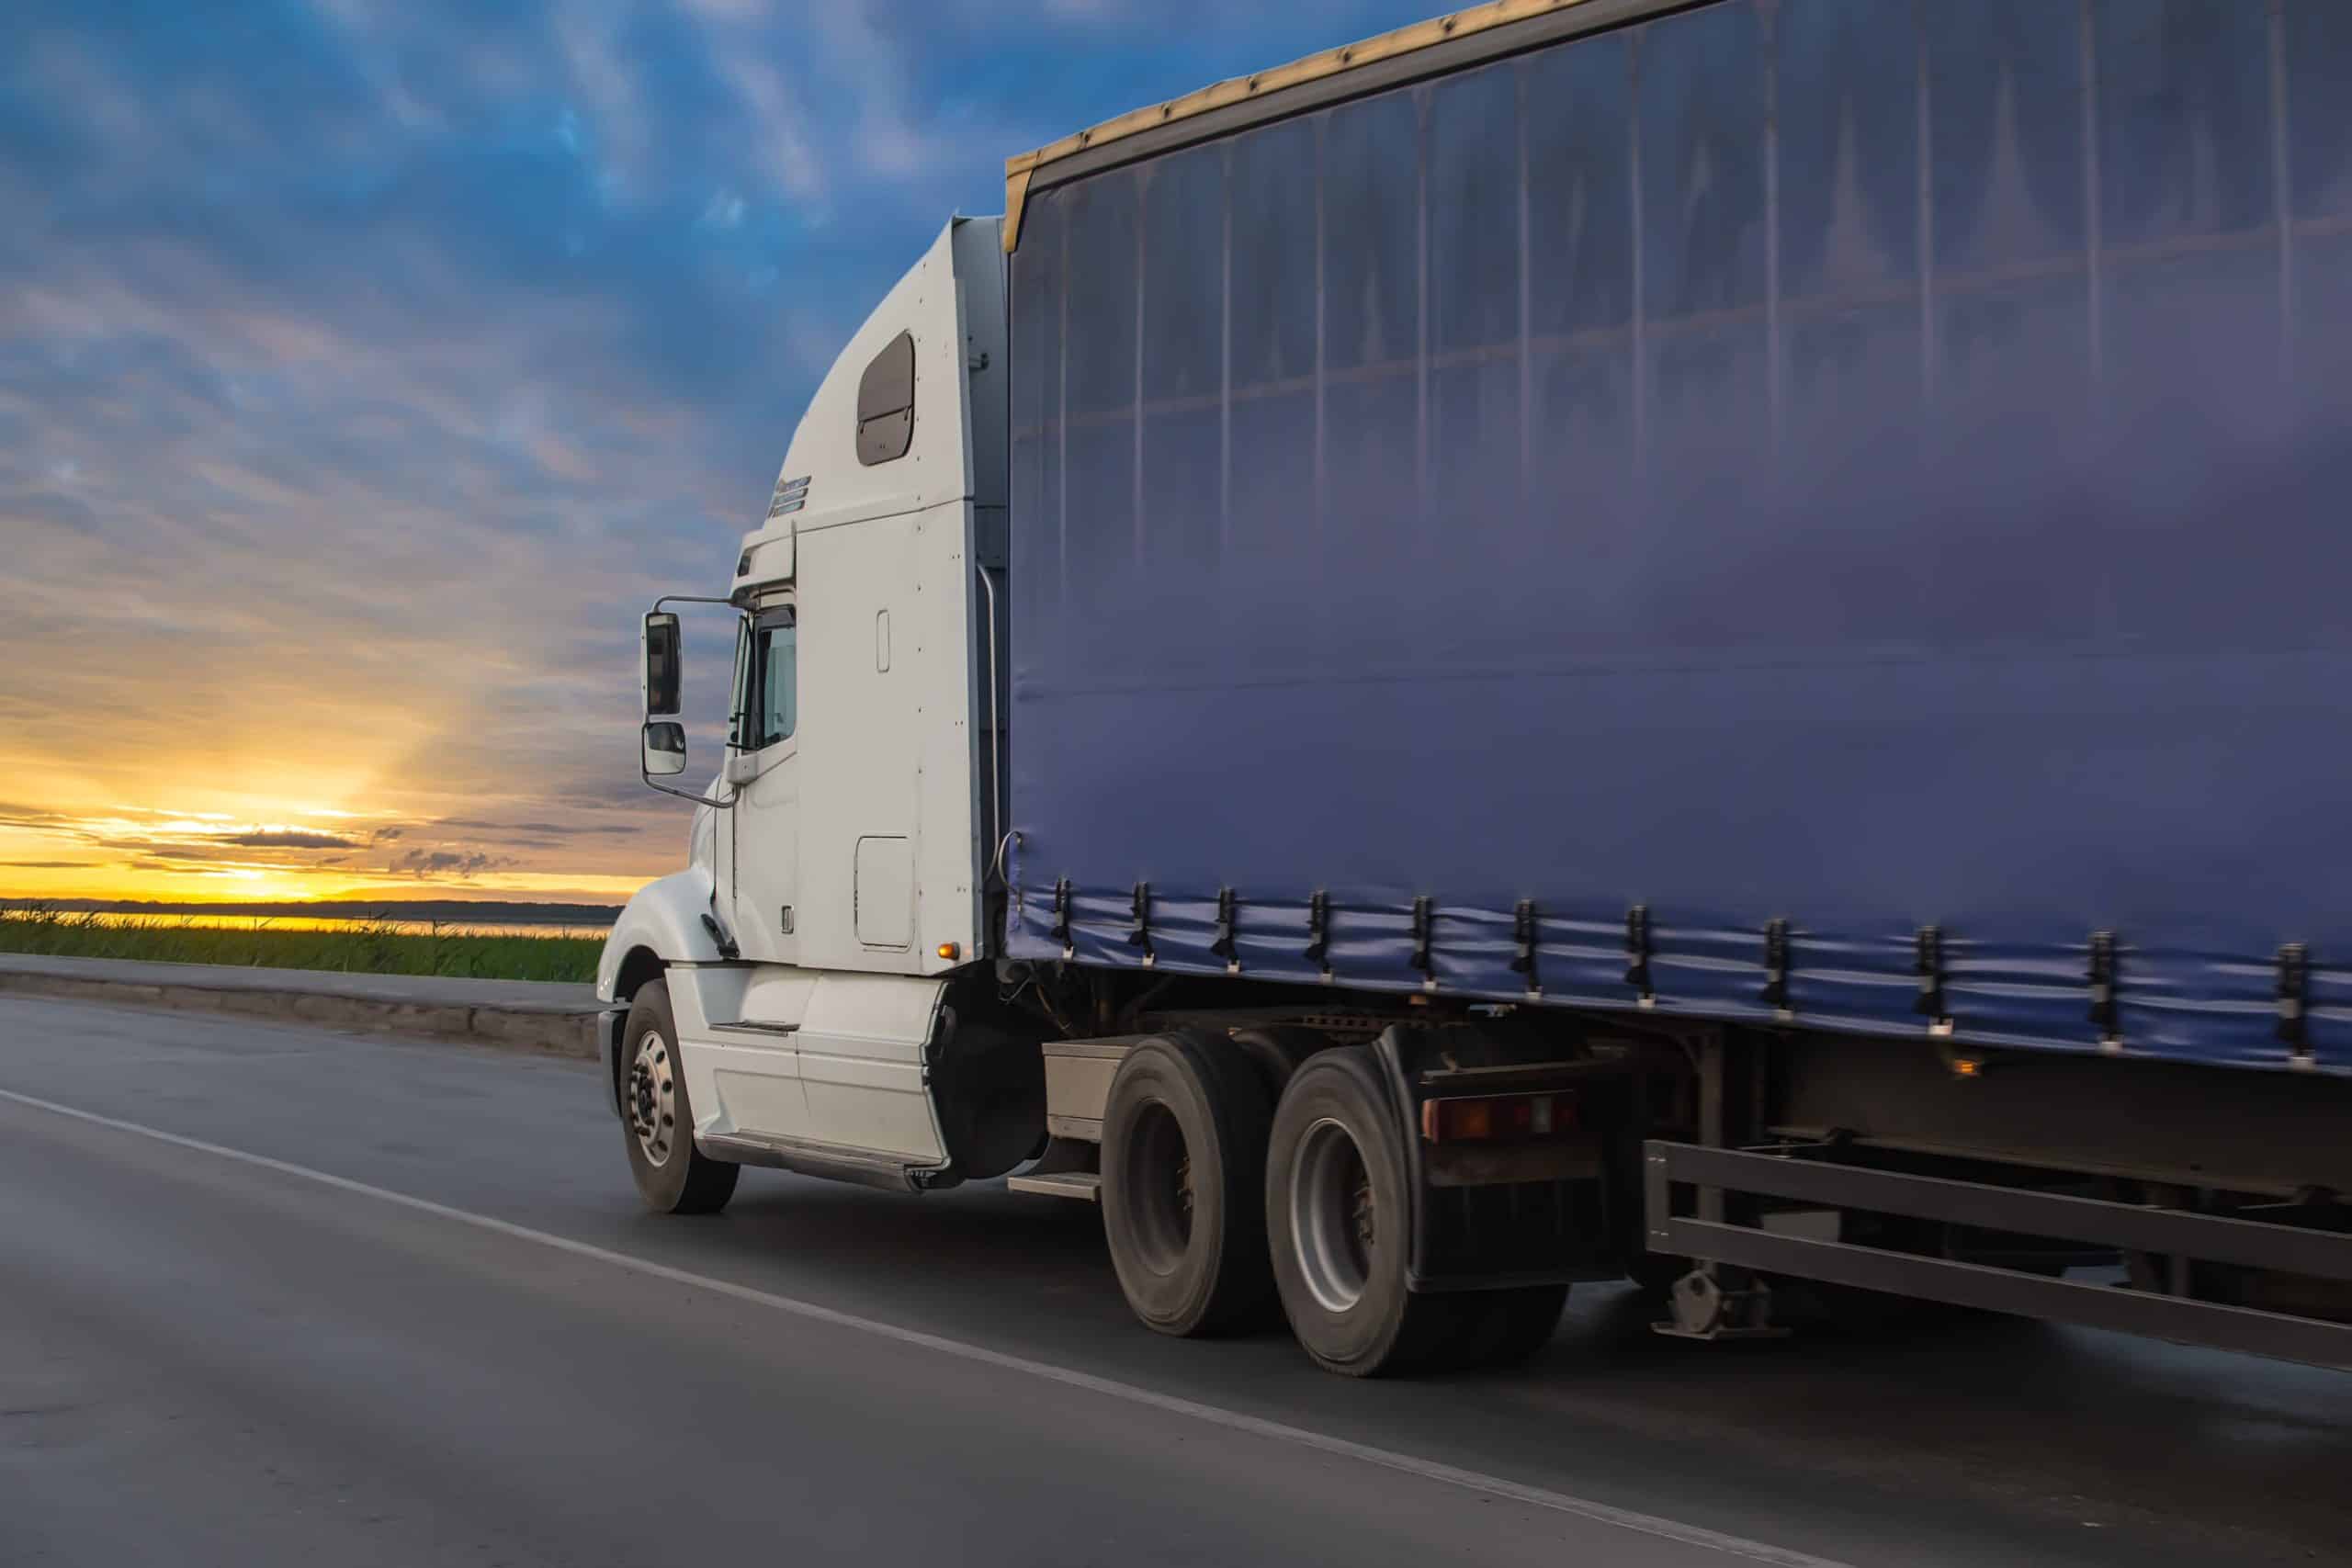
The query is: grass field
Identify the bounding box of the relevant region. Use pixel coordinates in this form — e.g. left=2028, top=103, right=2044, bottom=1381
left=0, top=908, right=604, bottom=984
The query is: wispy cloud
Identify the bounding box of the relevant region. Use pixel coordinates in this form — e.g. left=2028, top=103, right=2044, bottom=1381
left=1, top=0, right=1437, bottom=902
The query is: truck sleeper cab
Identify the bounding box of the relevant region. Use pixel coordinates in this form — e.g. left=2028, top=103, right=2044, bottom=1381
left=602, top=0, right=2352, bottom=1379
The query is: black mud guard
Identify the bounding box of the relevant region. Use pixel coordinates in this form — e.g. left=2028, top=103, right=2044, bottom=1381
left=1372, top=1021, right=1600, bottom=1293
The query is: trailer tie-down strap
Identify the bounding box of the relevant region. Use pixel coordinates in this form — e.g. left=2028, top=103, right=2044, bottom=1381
left=1914, top=924, right=1948, bottom=1027
left=1210, top=886, right=1238, bottom=973
left=1305, top=890, right=1331, bottom=980
left=1623, top=905, right=1653, bottom=999
left=2277, top=942, right=2311, bottom=1061
left=1760, top=918, right=1791, bottom=1013
left=2087, top=930, right=2120, bottom=1043
left=1127, top=882, right=1154, bottom=966
left=1508, top=899, right=1539, bottom=996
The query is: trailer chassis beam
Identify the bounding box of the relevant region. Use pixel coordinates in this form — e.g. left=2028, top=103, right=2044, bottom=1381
left=1645, top=1140, right=2352, bottom=1370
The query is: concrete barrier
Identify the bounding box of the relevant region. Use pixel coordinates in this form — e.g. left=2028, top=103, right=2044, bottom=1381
left=0, top=953, right=605, bottom=1060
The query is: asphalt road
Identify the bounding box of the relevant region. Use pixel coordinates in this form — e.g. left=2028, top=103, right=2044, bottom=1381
left=3, top=997, right=2346, bottom=1567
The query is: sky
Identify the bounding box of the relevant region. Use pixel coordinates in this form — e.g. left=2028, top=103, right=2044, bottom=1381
left=3, top=0, right=1439, bottom=907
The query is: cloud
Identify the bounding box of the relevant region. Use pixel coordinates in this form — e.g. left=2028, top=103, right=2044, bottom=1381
left=434, top=817, right=639, bottom=838
left=393, top=848, right=514, bottom=880
left=0, top=0, right=1443, bottom=901
left=224, top=830, right=358, bottom=849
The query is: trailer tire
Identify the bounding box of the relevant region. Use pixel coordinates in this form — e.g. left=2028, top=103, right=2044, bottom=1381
left=1100, top=1032, right=1275, bottom=1337
left=1267, top=1045, right=1458, bottom=1376
left=1227, top=1025, right=1325, bottom=1102
left=621, top=980, right=739, bottom=1215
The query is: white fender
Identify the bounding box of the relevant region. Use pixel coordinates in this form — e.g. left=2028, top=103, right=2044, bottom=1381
left=595, top=866, right=728, bottom=1004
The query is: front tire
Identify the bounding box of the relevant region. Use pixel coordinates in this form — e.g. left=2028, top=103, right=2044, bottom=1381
left=1266, top=1046, right=1462, bottom=1376
left=1100, top=1032, right=1275, bottom=1337
left=621, top=979, right=739, bottom=1215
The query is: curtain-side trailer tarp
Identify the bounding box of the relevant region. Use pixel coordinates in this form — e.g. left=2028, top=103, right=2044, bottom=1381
left=1003, top=0, right=2352, bottom=1074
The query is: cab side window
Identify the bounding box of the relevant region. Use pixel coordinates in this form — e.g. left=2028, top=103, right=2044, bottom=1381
left=743, top=609, right=797, bottom=750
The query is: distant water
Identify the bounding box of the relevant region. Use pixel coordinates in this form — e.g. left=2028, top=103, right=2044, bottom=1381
left=13, top=912, right=609, bottom=940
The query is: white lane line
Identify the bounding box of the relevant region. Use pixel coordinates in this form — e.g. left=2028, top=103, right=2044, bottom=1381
left=0, top=1085, right=1853, bottom=1568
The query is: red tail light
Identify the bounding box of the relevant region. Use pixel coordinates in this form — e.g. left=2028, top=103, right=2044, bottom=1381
left=1419, top=1092, right=1570, bottom=1143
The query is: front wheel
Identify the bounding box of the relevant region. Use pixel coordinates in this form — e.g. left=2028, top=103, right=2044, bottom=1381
left=1266, top=1046, right=1464, bottom=1376
left=621, top=979, right=739, bottom=1215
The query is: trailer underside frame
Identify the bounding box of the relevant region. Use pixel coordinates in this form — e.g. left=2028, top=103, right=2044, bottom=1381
left=1645, top=1139, right=2352, bottom=1370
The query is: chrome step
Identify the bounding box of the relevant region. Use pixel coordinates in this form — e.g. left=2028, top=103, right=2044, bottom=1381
left=1007, top=1171, right=1102, bottom=1203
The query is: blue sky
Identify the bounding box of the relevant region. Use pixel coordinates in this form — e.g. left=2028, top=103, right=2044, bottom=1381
left=1, top=0, right=1438, bottom=902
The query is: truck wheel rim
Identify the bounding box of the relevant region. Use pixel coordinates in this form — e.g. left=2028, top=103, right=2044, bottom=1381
left=1293, top=1118, right=1374, bottom=1313
left=628, top=1030, right=676, bottom=1168
left=1120, top=1100, right=1193, bottom=1275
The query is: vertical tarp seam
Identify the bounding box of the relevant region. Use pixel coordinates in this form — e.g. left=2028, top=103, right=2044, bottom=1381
left=1516, top=61, right=1533, bottom=504
left=1415, top=86, right=1431, bottom=541
left=1763, top=0, right=1784, bottom=448
left=1134, top=169, right=1148, bottom=569
left=2267, top=0, right=2295, bottom=387
left=1220, top=143, right=1234, bottom=576
left=1628, top=28, right=1647, bottom=473
left=2079, top=0, right=2105, bottom=394
left=1915, top=0, right=1939, bottom=406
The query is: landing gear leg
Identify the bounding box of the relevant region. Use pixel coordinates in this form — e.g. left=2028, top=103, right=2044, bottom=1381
left=1653, top=1266, right=1788, bottom=1342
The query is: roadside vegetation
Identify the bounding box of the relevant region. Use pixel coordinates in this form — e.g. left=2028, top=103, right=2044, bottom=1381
left=0, top=906, right=603, bottom=984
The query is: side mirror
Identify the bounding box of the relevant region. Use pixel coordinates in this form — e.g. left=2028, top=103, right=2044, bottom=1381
left=642, top=612, right=683, bottom=718
left=642, top=720, right=687, bottom=777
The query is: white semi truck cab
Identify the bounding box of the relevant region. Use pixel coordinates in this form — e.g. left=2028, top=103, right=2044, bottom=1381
left=598, top=216, right=1028, bottom=1202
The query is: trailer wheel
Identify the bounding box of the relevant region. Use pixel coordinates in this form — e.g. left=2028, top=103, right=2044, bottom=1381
left=1227, top=1025, right=1324, bottom=1102
left=1100, top=1032, right=1275, bottom=1336
left=1267, top=1045, right=1459, bottom=1376
left=622, top=980, right=739, bottom=1215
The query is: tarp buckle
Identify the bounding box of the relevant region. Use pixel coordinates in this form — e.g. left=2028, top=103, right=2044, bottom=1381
left=1623, top=905, right=1654, bottom=1002
left=1508, top=899, right=1540, bottom=997
left=1914, top=925, right=1951, bottom=1032
left=2087, top=931, right=2120, bottom=1047
left=1761, top=918, right=1791, bottom=1015
left=1127, top=881, right=1154, bottom=967
left=2277, top=942, right=2312, bottom=1063
left=1411, top=896, right=1436, bottom=991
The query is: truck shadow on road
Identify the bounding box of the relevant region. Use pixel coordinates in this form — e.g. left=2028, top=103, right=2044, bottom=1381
left=676, top=1169, right=2351, bottom=1565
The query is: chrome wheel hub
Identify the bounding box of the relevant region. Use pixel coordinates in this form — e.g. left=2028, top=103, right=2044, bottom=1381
left=1292, top=1118, right=1374, bottom=1313
left=627, top=1030, right=677, bottom=1167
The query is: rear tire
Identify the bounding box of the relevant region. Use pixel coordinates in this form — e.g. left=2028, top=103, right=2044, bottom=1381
left=1266, top=1045, right=1458, bottom=1376
left=621, top=980, right=739, bottom=1215
left=1100, top=1032, right=1275, bottom=1336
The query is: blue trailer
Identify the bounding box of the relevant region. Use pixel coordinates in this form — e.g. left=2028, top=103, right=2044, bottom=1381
left=1007, top=0, right=2352, bottom=1076
left=994, top=0, right=2352, bottom=1370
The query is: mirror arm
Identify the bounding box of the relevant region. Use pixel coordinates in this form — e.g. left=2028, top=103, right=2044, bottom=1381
left=640, top=776, right=739, bottom=808
left=638, top=594, right=750, bottom=807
